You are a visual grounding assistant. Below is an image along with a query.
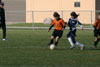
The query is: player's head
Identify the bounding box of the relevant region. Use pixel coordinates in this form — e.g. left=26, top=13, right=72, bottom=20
left=71, top=12, right=79, bottom=19
left=53, top=12, right=60, bottom=20
left=98, top=13, right=100, bottom=19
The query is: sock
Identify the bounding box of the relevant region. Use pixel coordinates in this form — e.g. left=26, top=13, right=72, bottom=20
left=68, top=37, right=75, bottom=47
left=76, top=41, right=84, bottom=47
left=94, top=40, right=99, bottom=46
left=94, top=38, right=100, bottom=46
left=55, top=42, right=58, bottom=46
left=94, top=41, right=97, bottom=46
left=48, top=39, right=54, bottom=45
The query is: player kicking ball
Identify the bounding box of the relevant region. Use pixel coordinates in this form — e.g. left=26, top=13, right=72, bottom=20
left=48, top=12, right=66, bottom=49
left=93, top=13, right=100, bottom=48
left=67, top=12, right=85, bottom=50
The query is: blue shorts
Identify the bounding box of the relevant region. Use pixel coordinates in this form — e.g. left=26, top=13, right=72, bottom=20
left=67, top=29, right=76, bottom=38
left=67, top=29, right=76, bottom=44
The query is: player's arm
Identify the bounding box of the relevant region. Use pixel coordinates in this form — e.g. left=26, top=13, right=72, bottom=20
left=48, top=25, right=54, bottom=32
left=77, top=20, right=83, bottom=30
left=67, top=19, right=71, bottom=27
left=61, top=20, right=66, bottom=31
left=93, top=20, right=98, bottom=30
left=48, top=20, right=55, bottom=32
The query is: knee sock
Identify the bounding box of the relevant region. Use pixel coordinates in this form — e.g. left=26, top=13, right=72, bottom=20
left=94, top=40, right=99, bottom=46
left=94, top=38, right=100, bottom=46
left=49, top=39, right=54, bottom=45
left=68, top=37, right=75, bottom=47
left=76, top=41, right=84, bottom=47
left=55, top=42, right=58, bottom=46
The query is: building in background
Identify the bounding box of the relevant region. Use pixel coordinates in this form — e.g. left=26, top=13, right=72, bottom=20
left=26, top=0, right=99, bottom=24
left=3, top=0, right=100, bottom=24
left=3, top=0, right=26, bottom=23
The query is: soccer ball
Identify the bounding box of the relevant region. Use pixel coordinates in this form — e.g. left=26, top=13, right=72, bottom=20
left=50, top=44, right=56, bottom=50
left=43, top=17, right=53, bottom=24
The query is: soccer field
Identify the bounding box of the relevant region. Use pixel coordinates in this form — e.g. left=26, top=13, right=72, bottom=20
left=0, top=30, right=100, bottom=67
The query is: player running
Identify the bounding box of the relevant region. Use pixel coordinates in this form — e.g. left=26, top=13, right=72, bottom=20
left=93, top=13, right=100, bottom=48
left=48, top=12, right=66, bottom=48
left=67, top=12, right=85, bottom=50
left=0, top=0, right=7, bottom=41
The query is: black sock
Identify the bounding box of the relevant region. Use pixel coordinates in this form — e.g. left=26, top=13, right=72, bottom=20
left=94, top=40, right=99, bottom=46
left=94, top=41, right=97, bottom=46
left=55, top=42, right=58, bottom=46
left=48, top=39, right=54, bottom=45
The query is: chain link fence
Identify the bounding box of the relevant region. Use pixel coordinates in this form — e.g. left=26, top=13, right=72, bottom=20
left=5, top=10, right=100, bottom=30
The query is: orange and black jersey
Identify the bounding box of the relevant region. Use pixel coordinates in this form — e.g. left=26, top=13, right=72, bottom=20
left=51, top=18, right=66, bottom=30
left=93, top=19, right=100, bottom=29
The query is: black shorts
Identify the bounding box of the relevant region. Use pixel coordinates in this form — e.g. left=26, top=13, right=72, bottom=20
left=94, top=29, right=100, bottom=37
left=52, top=29, right=63, bottom=38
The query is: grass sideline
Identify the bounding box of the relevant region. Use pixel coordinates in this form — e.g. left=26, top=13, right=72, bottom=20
left=0, top=30, right=100, bottom=67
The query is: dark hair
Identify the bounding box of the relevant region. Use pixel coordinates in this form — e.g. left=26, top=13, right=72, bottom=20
left=0, top=0, right=1, bottom=3
left=71, top=12, right=79, bottom=18
left=53, top=12, right=60, bottom=17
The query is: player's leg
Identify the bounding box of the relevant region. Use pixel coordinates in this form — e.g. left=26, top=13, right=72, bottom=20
left=1, top=8, right=7, bottom=41
left=67, top=32, right=75, bottom=48
left=54, top=30, right=63, bottom=47
left=1, top=23, right=7, bottom=41
left=48, top=30, right=57, bottom=46
left=48, top=36, right=54, bottom=46
left=94, top=36, right=99, bottom=48
left=71, top=35, right=85, bottom=50
left=55, top=36, right=59, bottom=47
left=93, top=29, right=99, bottom=48
left=73, top=34, right=85, bottom=50
left=75, top=41, right=85, bottom=50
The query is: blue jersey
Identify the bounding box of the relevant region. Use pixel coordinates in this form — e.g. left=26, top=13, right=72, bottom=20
left=67, top=18, right=82, bottom=31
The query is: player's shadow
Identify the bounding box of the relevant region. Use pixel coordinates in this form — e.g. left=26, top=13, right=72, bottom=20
left=55, top=48, right=69, bottom=50
left=55, top=48, right=78, bottom=51
left=56, top=47, right=100, bottom=51
left=85, top=48, right=100, bottom=50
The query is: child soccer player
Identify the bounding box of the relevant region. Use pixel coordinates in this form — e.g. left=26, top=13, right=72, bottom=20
left=93, top=13, right=100, bottom=48
left=67, top=12, right=85, bottom=50
left=48, top=12, right=66, bottom=48
left=0, top=0, right=7, bottom=41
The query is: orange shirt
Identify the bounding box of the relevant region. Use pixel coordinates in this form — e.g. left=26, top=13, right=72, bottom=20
left=94, top=19, right=100, bottom=29
left=52, top=18, right=66, bottom=30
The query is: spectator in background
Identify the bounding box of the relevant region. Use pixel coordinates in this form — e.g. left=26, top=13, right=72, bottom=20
left=0, top=0, right=7, bottom=41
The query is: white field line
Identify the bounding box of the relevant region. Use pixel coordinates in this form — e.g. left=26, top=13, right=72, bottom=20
left=7, top=26, right=94, bottom=30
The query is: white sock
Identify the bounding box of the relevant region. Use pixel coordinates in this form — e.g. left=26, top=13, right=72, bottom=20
left=68, top=37, right=75, bottom=47
left=76, top=41, right=84, bottom=47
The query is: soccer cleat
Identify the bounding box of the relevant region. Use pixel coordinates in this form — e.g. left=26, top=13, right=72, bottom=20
left=70, top=46, right=75, bottom=49
left=54, top=46, right=57, bottom=49
left=80, top=45, right=85, bottom=50
left=2, top=38, right=8, bottom=41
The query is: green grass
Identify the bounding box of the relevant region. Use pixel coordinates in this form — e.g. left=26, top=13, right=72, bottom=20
left=0, top=30, right=100, bottom=67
